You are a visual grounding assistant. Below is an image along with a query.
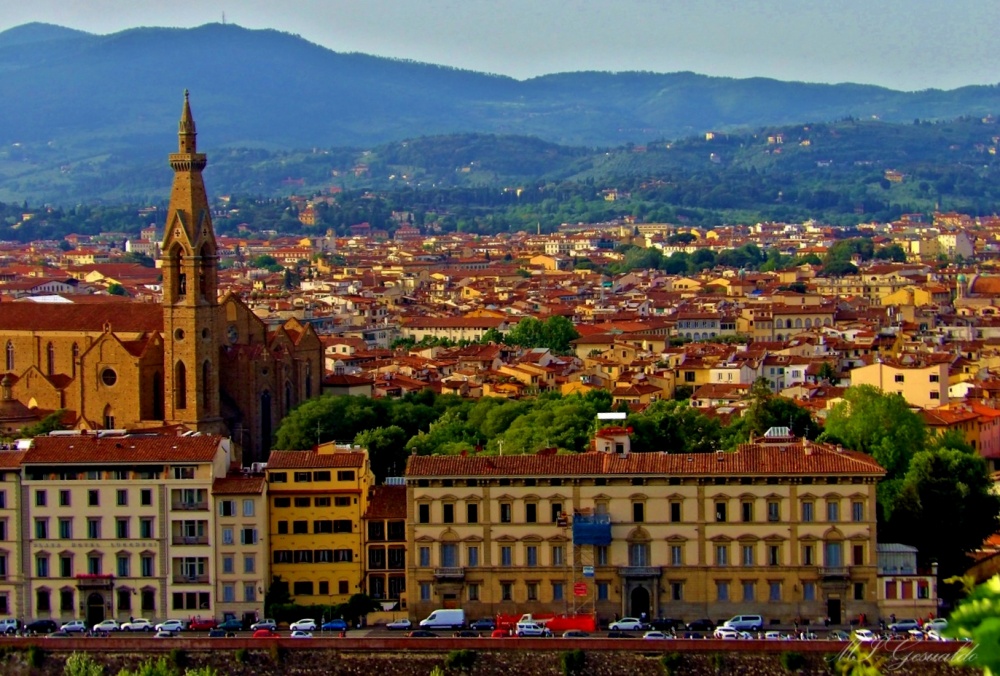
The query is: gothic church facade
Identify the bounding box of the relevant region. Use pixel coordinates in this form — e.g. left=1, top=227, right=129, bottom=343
left=0, top=93, right=321, bottom=463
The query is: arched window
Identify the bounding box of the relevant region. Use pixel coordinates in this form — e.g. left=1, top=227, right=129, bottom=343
left=71, top=343, right=79, bottom=378
left=175, top=362, right=187, bottom=410
left=176, top=250, right=187, bottom=298
left=794, top=318, right=803, bottom=329
left=4, top=341, right=12, bottom=372
left=805, top=318, right=813, bottom=328
left=46, top=342, right=55, bottom=376
left=103, top=404, right=115, bottom=430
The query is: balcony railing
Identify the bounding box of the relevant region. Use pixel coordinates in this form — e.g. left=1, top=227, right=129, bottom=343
left=171, top=501, right=208, bottom=511
left=618, top=566, right=662, bottom=578
left=171, top=535, right=209, bottom=546
left=433, top=567, right=465, bottom=580
left=172, top=574, right=210, bottom=584
left=819, top=567, right=849, bottom=578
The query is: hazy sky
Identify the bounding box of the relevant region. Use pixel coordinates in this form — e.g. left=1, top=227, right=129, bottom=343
left=1, top=0, right=997, bottom=91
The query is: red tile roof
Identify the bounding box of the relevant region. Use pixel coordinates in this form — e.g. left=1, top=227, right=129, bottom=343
left=364, top=485, right=406, bottom=519
left=24, top=435, right=226, bottom=464
left=212, top=474, right=266, bottom=494
left=0, top=302, right=163, bottom=332
left=406, top=440, right=884, bottom=477
left=267, top=450, right=366, bottom=469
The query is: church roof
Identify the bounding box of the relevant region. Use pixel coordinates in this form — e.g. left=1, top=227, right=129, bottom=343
left=0, top=302, right=162, bottom=333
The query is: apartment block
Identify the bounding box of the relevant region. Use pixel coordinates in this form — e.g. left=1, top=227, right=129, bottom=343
left=362, top=484, right=407, bottom=608
left=406, top=429, right=884, bottom=626
left=266, top=443, right=373, bottom=606
left=213, top=473, right=268, bottom=625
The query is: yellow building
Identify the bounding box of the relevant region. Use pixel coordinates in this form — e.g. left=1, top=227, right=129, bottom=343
left=849, top=359, right=949, bottom=409
left=18, top=434, right=233, bottom=625
left=266, top=443, right=373, bottom=605
left=405, top=430, right=884, bottom=626
left=212, top=472, right=268, bottom=625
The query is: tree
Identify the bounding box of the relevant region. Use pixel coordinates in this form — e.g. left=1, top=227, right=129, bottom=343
left=18, top=409, right=66, bottom=439
left=64, top=652, right=105, bottom=676
left=816, top=361, right=838, bottom=383
left=627, top=399, right=722, bottom=454
left=542, top=315, right=580, bottom=354
left=354, top=425, right=408, bottom=481
left=887, top=446, right=1000, bottom=582
left=264, top=576, right=292, bottom=615
left=821, top=386, right=926, bottom=519
left=480, top=327, right=503, bottom=344
left=723, top=378, right=819, bottom=448
left=821, top=259, right=859, bottom=276
left=107, top=282, right=128, bottom=296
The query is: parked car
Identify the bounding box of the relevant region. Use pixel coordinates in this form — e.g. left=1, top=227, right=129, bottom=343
left=250, top=618, right=277, bottom=631
left=606, top=631, right=636, bottom=639
left=0, top=619, right=20, bottom=635
left=608, top=617, right=645, bottom=631
left=24, top=619, right=58, bottom=635
left=515, top=621, right=552, bottom=637
left=650, top=617, right=686, bottom=632
left=155, top=630, right=178, bottom=639
left=470, top=618, right=497, bottom=631
left=490, top=629, right=511, bottom=638
left=91, top=620, right=119, bottom=634
left=321, top=618, right=348, bottom=632
left=60, top=620, right=87, bottom=633
left=453, top=630, right=480, bottom=638
left=828, top=630, right=851, bottom=641
left=722, top=614, right=764, bottom=632
left=385, top=618, right=411, bottom=630
left=643, top=631, right=671, bottom=640
left=854, top=629, right=877, bottom=643
left=188, top=618, right=217, bottom=631
left=562, top=630, right=590, bottom=638
left=888, top=619, right=920, bottom=633
left=290, top=630, right=313, bottom=639
left=216, top=619, right=243, bottom=632
left=925, top=618, right=948, bottom=632
left=46, top=630, right=73, bottom=638
left=209, top=629, right=234, bottom=638
left=407, top=630, right=439, bottom=637
left=252, top=628, right=280, bottom=638
left=687, top=618, right=716, bottom=631
left=289, top=619, right=317, bottom=632
left=714, top=627, right=740, bottom=640
left=121, top=618, right=154, bottom=632
left=155, top=620, right=186, bottom=633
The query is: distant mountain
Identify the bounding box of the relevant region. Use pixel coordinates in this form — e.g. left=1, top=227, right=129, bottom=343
left=1, top=21, right=999, bottom=155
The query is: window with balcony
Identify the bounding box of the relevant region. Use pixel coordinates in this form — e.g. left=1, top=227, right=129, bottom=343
left=87, top=554, right=101, bottom=575
left=117, top=555, right=130, bottom=577
left=440, top=543, right=458, bottom=568
left=629, top=543, right=650, bottom=567
left=824, top=542, right=843, bottom=567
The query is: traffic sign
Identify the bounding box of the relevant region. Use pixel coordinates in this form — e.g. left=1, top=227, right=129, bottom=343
left=573, top=582, right=587, bottom=596
left=582, top=565, right=594, bottom=578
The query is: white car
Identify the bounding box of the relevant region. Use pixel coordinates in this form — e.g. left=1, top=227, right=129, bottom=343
left=92, top=620, right=120, bottom=633
left=289, top=619, right=317, bottom=632
left=250, top=618, right=277, bottom=631
left=515, top=621, right=553, bottom=637
left=155, top=620, right=185, bottom=633
left=609, top=617, right=645, bottom=631
left=713, top=627, right=740, bottom=639
left=925, top=618, right=948, bottom=632
left=854, top=629, right=876, bottom=643
left=121, top=618, right=154, bottom=632
left=290, top=630, right=313, bottom=639
left=642, top=630, right=670, bottom=639
left=60, top=620, right=87, bottom=633
left=386, top=618, right=412, bottom=630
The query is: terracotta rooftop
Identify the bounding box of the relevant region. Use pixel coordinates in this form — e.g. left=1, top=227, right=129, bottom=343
left=24, top=435, right=226, bottom=464
left=406, top=439, right=884, bottom=478
left=0, top=302, right=163, bottom=333
left=364, top=485, right=407, bottom=519
left=267, top=450, right=366, bottom=469
left=212, top=474, right=266, bottom=495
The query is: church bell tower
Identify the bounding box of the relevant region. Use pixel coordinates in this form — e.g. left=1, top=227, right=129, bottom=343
left=160, top=91, right=224, bottom=432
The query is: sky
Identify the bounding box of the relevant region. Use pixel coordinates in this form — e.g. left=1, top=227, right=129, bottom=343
left=1, top=0, right=997, bottom=91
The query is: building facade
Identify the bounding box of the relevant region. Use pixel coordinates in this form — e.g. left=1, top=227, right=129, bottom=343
left=212, top=473, right=268, bottom=626
left=405, top=431, right=884, bottom=626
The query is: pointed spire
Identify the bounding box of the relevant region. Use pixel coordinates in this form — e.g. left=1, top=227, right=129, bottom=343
left=178, top=89, right=197, bottom=154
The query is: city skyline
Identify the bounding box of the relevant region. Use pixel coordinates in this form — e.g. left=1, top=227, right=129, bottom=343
left=1, top=0, right=997, bottom=91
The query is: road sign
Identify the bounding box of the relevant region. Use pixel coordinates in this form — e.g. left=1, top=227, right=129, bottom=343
left=573, top=582, right=587, bottom=597
left=582, top=565, right=594, bottom=578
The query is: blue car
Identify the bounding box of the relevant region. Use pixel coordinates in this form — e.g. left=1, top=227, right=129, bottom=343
left=321, top=618, right=348, bottom=632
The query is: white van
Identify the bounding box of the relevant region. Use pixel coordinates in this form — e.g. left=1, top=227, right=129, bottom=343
left=419, top=609, right=465, bottom=630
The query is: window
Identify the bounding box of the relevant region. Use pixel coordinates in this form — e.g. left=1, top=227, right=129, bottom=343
left=36, top=555, right=49, bottom=578
left=670, top=501, right=682, bottom=522
left=466, top=503, right=479, bottom=524
left=801, top=501, right=814, bottom=523
left=742, top=545, right=755, bottom=566
left=467, top=545, right=479, bottom=567
left=552, top=545, right=564, bottom=566
left=715, top=545, right=729, bottom=566
left=36, top=589, right=50, bottom=613
left=930, top=374, right=940, bottom=383
left=597, top=581, right=609, bottom=600
left=58, top=518, right=72, bottom=540
left=526, top=545, right=538, bottom=567
left=629, top=543, right=649, bottom=566
left=59, top=555, right=72, bottom=578
left=294, top=497, right=311, bottom=508
left=854, top=582, right=865, bottom=601
left=552, top=582, right=563, bottom=601
left=767, top=501, right=780, bottom=522
left=827, top=501, right=840, bottom=522
left=596, top=546, right=608, bottom=566
left=443, top=503, right=454, bottom=524
left=87, top=554, right=102, bottom=575
left=313, top=471, right=331, bottom=481
left=632, top=501, right=645, bottom=523
left=292, top=521, right=308, bottom=534
left=313, top=520, right=333, bottom=534
left=58, top=490, right=70, bottom=507
left=715, top=501, right=727, bottom=522
left=273, top=497, right=290, bottom=508
left=743, top=580, right=755, bottom=601
left=117, top=555, right=130, bottom=577
left=418, top=504, right=430, bottom=524
left=244, top=555, right=255, bottom=574
left=293, top=581, right=313, bottom=596
left=894, top=374, right=904, bottom=383
left=500, top=502, right=512, bottom=523
left=769, top=581, right=782, bottom=601
left=318, top=581, right=330, bottom=595
left=334, top=496, right=351, bottom=507
left=61, top=590, right=75, bottom=613
left=670, top=545, right=683, bottom=566
left=141, top=556, right=154, bottom=577
left=138, top=517, right=153, bottom=539
left=269, top=472, right=287, bottom=484
left=241, top=528, right=258, bottom=545
left=440, top=543, right=458, bottom=568
left=501, top=546, right=512, bottom=566
left=419, top=546, right=430, bottom=567
left=222, top=584, right=236, bottom=603
left=294, top=471, right=311, bottom=483
left=741, top=501, right=754, bottom=523
left=222, top=556, right=234, bottom=574
left=35, top=490, right=46, bottom=507
left=333, top=520, right=352, bottom=533
left=824, top=542, right=843, bottom=567
left=420, top=582, right=432, bottom=602
left=116, top=518, right=129, bottom=539
left=173, top=466, right=195, bottom=480
left=716, top=581, right=729, bottom=601
left=803, top=581, right=816, bottom=601
left=802, top=544, right=814, bottom=566
left=35, top=518, right=48, bottom=540
left=768, top=545, right=780, bottom=566
left=853, top=544, right=864, bottom=566
left=315, top=497, right=331, bottom=507
left=852, top=501, right=865, bottom=522
left=337, top=471, right=355, bottom=481
left=468, top=583, right=479, bottom=601
left=525, top=503, right=537, bottom=523
left=527, top=582, right=538, bottom=600
left=219, top=501, right=235, bottom=517
left=550, top=502, right=563, bottom=523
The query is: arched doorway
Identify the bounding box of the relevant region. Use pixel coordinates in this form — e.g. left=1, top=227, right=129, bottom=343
left=86, top=592, right=105, bottom=626
left=629, top=586, right=650, bottom=619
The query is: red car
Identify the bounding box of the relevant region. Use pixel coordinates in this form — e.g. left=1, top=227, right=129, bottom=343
left=253, top=628, right=280, bottom=638
left=188, top=618, right=217, bottom=631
